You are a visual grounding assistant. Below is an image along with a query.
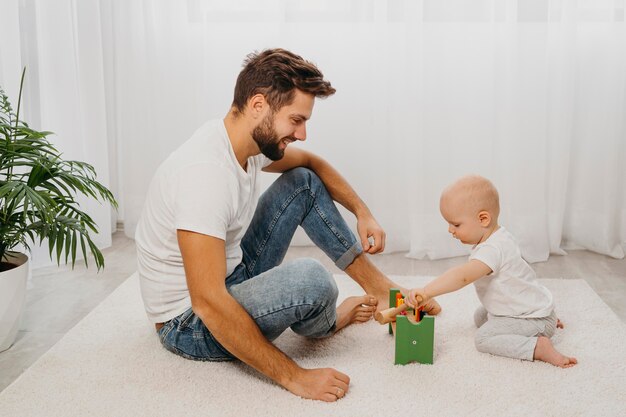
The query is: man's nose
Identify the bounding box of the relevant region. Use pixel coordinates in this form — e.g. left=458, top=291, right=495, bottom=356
left=294, top=123, right=306, bottom=141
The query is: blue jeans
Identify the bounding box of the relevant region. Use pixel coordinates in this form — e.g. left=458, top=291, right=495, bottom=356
left=158, top=168, right=363, bottom=361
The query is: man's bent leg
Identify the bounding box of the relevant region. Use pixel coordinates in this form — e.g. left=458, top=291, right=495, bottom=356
left=158, top=259, right=338, bottom=361
left=230, top=258, right=377, bottom=337
left=239, top=167, right=410, bottom=311
left=238, top=167, right=361, bottom=281
left=229, top=258, right=339, bottom=340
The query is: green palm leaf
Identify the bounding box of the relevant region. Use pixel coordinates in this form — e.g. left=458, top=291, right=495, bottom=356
left=1, top=68, right=117, bottom=270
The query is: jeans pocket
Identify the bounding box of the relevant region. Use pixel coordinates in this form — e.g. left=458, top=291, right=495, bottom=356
left=194, top=324, right=235, bottom=361
left=176, top=308, right=195, bottom=330
left=160, top=309, right=235, bottom=362
left=158, top=320, right=174, bottom=343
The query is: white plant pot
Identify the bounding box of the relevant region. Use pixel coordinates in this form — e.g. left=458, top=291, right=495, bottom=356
left=0, top=252, right=29, bottom=352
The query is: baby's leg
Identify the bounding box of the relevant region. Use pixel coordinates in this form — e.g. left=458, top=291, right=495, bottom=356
left=533, top=336, right=577, bottom=368
left=532, top=312, right=576, bottom=367
left=474, top=315, right=538, bottom=361
left=474, top=312, right=576, bottom=368
left=474, top=306, right=488, bottom=328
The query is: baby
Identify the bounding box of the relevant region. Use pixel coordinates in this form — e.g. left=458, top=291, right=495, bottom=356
left=406, top=175, right=577, bottom=368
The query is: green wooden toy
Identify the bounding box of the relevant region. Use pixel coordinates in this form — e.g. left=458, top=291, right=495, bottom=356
left=388, top=288, right=435, bottom=365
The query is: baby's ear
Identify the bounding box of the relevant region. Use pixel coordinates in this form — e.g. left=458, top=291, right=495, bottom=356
left=478, top=210, right=491, bottom=227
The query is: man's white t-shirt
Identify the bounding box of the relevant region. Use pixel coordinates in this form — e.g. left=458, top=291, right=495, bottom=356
left=469, top=227, right=554, bottom=318
left=135, top=119, right=272, bottom=323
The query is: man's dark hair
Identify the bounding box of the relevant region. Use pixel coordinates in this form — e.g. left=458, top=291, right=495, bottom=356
left=231, top=48, right=336, bottom=115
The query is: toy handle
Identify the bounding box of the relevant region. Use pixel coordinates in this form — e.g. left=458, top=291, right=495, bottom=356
left=375, top=304, right=409, bottom=324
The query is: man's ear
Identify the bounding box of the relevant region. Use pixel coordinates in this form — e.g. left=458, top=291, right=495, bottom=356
left=478, top=210, right=491, bottom=227
left=247, top=94, right=267, bottom=120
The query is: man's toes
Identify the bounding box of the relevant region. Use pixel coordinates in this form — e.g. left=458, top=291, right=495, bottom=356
left=362, top=304, right=376, bottom=313
left=355, top=314, right=371, bottom=322
left=360, top=295, right=377, bottom=306
left=356, top=306, right=375, bottom=316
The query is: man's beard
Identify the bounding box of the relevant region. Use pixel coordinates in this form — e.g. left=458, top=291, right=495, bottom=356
left=251, top=113, right=285, bottom=161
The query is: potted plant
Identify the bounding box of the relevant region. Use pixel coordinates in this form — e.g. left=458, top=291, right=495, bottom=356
left=0, top=69, right=117, bottom=352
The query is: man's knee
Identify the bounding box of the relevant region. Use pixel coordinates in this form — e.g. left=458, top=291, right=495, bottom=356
left=280, top=167, right=321, bottom=189
left=294, top=258, right=338, bottom=305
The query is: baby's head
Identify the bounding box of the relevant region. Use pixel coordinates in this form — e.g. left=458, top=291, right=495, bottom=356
left=439, top=175, right=500, bottom=245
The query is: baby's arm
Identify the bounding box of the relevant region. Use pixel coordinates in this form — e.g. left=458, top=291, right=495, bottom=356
left=406, top=260, right=492, bottom=308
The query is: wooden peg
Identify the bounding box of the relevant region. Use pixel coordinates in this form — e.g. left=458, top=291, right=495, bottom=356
left=375, top=303, right=409, bottom=324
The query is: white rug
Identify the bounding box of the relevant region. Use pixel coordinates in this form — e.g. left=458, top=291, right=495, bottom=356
left=1, top=274, right=625, bottom=417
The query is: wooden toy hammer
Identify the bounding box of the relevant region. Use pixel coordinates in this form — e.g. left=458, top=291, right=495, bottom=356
left=375, top=304, right=409, bottom=324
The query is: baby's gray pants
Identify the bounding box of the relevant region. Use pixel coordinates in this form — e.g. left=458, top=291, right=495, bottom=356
left=474, top=307, right=558, bottom=361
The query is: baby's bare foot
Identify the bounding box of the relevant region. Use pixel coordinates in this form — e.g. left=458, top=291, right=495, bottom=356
left=534, top=336, right=577, bottom=368
left=336, top=295, right=378, bottom=331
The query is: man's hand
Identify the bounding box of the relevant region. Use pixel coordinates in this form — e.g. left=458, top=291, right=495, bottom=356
left=285, top=368, right=350, bottom=402
left=178, top=230, right=353, bottom=402
left=267, top=148, right=385, bottom=256
left=357, top=214, right=386, bottom=254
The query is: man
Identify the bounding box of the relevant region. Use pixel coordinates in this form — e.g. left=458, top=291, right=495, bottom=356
left=136, top=48, right=440, bottom=402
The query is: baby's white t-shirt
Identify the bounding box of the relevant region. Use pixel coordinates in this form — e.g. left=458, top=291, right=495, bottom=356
left=135, top=119, right=272, bottom=323
left=469, top=227, right=554, bottom=318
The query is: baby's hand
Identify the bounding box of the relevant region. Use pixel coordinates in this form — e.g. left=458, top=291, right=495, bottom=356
left=405, top=288, right=428, bottom=308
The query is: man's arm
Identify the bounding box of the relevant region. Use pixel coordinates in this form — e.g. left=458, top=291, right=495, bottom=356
left=177, top=229, right=349, bottom=402
left=264, top=148, right=385, bottom=254
left=406, top=260, right=492, bottom=307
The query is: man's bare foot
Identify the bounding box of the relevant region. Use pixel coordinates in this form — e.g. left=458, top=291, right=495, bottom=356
left=557, top=318, right=564, bottom=329
left=370, top=289, right=401, bottom=313
left=335, top=295, right=378, bottom=331
left=369, top=288, right=443, bottom=316
left=342, top=253, right=443, bottom=315
left=343, top=255, right=399, bottom=312
left=534, top=336, right=577, bottom=368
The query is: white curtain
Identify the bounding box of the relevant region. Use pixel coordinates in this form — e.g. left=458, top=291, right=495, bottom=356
left=0, top=0, right=113, bottom=269
left=2, top=0, right=624, bottom=267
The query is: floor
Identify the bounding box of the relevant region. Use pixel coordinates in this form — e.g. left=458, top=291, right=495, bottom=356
left=1, top=231, right=625, bottom=393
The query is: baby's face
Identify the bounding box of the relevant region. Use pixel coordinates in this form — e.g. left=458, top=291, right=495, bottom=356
left=439, top=197, right=485, bottom=245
